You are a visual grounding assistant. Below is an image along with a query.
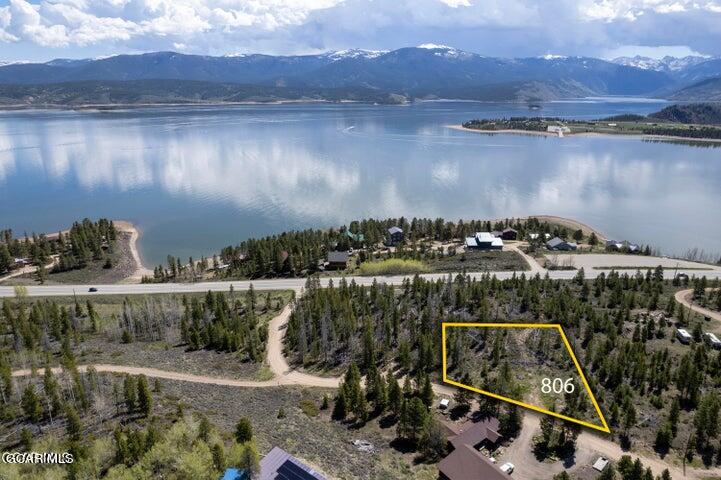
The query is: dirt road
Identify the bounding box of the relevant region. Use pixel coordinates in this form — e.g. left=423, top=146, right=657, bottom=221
left=10, top=295, right=720, bottom=478
left=675, top=288, right=721, bottom=326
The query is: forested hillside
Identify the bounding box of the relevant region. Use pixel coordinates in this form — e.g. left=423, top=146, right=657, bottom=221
left=649, top=103, right=721, bottom=125
left=287, top=273, right=721, bottom=466
left=0, top=219, right=117, bottom=279
left=152, top=217, right=576, bottom=282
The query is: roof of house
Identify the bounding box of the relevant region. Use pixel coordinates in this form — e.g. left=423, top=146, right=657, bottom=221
left=547, top=237, right=565, bottom=247
left=388, top=226, right=403, bottom=235
left=346, top=231, right=364, bottom=242
left=476, top=232, right=495, bottom=242
left=438, top=444, right=507, bottom=480
left=593, top=457, right=610, bottom=472
left=503, top=227, right=517, bottom=233
left=327, top=251, right=349, bottom=263
left=259, top=447, right=326, bottom=480
left=445, top=417, right=502, bottom=450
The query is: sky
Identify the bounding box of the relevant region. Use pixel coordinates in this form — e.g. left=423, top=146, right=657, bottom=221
left=0, top=0, right=720, bottom=62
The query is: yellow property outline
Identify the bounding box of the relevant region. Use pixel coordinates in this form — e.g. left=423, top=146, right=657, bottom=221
left=441, top=322, right=611, bottom=433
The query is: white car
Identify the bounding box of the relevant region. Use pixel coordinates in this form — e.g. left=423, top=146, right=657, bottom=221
left=500, top=462, right=514, bottom=474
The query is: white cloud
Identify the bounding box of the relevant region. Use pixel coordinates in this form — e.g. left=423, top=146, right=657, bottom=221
left=0, top=0, right=720, bottom=59
left=0, top=0, right=344, bottom=48
left=578, top=0, right=720, bottom=22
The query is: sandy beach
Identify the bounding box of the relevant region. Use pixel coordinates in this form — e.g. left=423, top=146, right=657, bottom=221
left=113, top=220, right=154, bottom=283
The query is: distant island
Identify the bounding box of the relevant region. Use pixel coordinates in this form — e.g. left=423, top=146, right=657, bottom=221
left=460, top=103, right=721, bottom=142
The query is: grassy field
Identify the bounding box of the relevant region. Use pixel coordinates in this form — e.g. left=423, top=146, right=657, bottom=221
left=358, top=259, right=430, bottom=276
left=427, top=249, right=529, bottom=272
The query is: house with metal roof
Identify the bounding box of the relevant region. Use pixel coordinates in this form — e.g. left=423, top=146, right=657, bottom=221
left=387, top=226, right=404, bottom=245
left=326, top=251, right=350, bottom=270
left=546, top=237, right=577, bottom=251
left=501, top=228, right=518, bottom=240
left=465, top=232, right=504, bottom=251
left=438, top=417, right=506, bottom=480
left=258, top=446, right=326, bottom=480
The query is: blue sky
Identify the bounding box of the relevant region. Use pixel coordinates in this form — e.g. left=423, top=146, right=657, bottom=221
left=1, top=0, right=720, bottom=62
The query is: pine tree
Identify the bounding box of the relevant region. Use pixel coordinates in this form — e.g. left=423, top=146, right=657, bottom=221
left=21, top=384, right=43, bottom=423
left=420, top=374, right=434, bottom=408
left=235, top=417, right=253, bottom=443
left=332, top=389, right=347, bottom=421
left=137, top=375, right=152, bottom=416
left=123, top=375, right=137, bottom=412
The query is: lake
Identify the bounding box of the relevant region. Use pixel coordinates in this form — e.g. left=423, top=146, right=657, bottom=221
left=1, top=100, right=720, bottom=267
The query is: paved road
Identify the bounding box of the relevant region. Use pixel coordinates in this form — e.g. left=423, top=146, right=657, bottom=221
left=3, top=266, right=721, bottom=298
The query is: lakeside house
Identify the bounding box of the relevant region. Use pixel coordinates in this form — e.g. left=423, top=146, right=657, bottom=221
left=326, top=251, right=350, bottom=270
left=465, top=232, right=504, bottom=251
left=546, top=237, right=577, bottom=251
left=438, top=417, right=506, bottom=480
left=501, top=228, right=518, bottom=241
left=345, top=231, right=365, bottom=243
left=387, top=226, right=404, bottom=245
left=547, top=125, right=571, bottom=137
left=606, top=240, right=640, bottom=253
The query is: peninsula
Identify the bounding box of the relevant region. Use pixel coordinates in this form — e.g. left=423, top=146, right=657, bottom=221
left=459, top=103, right=721, bottom=142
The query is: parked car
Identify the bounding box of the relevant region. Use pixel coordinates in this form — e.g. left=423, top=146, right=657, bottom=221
left=500, top=462, right=514, bottom=474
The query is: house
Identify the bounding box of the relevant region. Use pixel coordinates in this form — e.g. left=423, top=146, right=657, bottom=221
left=259, top=446, right=326, bottom=480
left=345, top=231, right=365, bottom=243
left=12, top=258, right=30, bottom=269
left=387, top=226, right=404, bottom=245
left=606, top=240, right=640, bottom=253
left=465, top=232, right=504, bottom=251
left=704, top=332, right=721, bottom=350
left=326, top=251, right=349, bottom=270
left=606, top=240, right=623, bottom=251
left=676, top=328, right=693, bottom=344
left=438, top=417, right=506, bottom=480
left=593, top=457, right=610, bottom=472
left=547, top=125, right=570, bottom=137
left=501, top=228, right=518, bottom=241
left=220, top=468, right=249, bottom=480
left=546, top=237, right=577, bottom=251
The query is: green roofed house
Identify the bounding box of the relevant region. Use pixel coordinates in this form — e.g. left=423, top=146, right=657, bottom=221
left=346, top=231, right=365, bottom=243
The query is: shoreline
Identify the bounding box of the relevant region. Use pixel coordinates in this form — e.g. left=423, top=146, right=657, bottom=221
left=113, top=220, right=154, bottom=282
left=0, top=98, right=407, bottom=112
left=447, top=124, right=721, bottom=144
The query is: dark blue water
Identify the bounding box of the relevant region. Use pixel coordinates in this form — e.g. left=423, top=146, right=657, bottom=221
left=1, top=100, right=720, bottom=266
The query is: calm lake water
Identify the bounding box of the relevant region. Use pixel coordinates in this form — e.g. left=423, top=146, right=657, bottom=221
left=1, top=100, right=720, bottom=267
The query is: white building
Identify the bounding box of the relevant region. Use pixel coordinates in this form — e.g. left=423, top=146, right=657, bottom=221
left=676, top=328, right=693, bottom=344
left=465, top=232, right=504, bottom=250
left=704, top=332, right=721, bottom=350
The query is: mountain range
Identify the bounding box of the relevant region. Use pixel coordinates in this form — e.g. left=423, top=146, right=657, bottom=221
left=1, top=46, right=720, bottom=106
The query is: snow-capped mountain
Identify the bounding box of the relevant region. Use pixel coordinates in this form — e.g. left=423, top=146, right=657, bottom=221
left=0, top=46, right=713, bottom=100
left=611, top=55, right=711, bottom=72
left=326, top=49, right=388, bottom=60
